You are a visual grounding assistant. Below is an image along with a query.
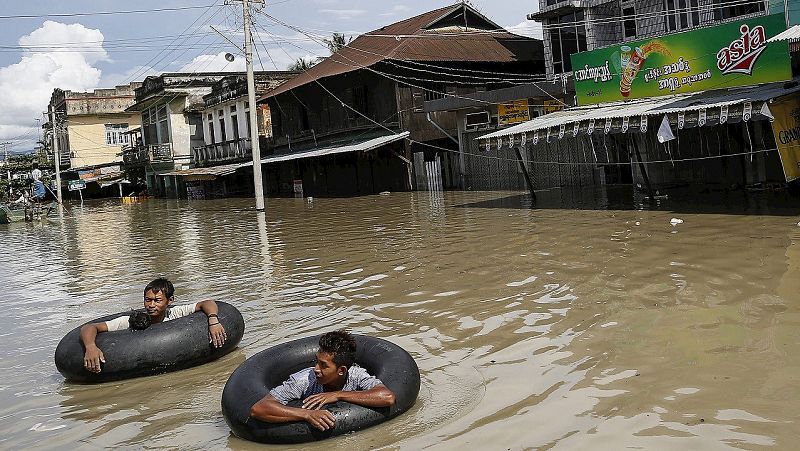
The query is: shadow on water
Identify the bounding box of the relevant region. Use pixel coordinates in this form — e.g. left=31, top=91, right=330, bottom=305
left=455, top=185, right=800, bottom=216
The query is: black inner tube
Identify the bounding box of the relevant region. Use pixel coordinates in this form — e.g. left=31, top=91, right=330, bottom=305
left=222, top=334, right=420, bottom=444
left=54, top=301, right=244, bottom=383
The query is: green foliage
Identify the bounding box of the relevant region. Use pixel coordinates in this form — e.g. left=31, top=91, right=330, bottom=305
left=4, top=154, right=53, bottom=172
left=287, top=58, right=315, bottom=71
left=323, top=33, right=352, bottom=54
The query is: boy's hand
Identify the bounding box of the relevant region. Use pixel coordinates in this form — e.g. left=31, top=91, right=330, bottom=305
left=84, top=345, right=105, bottom=373
left=208, top=322, right=227, bottom=348
left=302, top=392, right=340, bottom=410
left=302, top=409, right=336, bottom=430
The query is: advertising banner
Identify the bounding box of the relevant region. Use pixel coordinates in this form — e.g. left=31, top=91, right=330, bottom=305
left=769, top=95, right=800, bottom=182
left=571, top=14, right=791, bottom=106
left=498, top=100, right=530, bottom=125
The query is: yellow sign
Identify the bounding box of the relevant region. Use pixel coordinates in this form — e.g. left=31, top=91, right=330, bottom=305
left=498, top=100, right=530, bottom=125
left=769, top=95, right=800, bottom=182
left=543, top=99, right=565, bottom=114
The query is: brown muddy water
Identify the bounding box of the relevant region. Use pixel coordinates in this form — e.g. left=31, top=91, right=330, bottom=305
left=1, top=190, right=800, bottom=450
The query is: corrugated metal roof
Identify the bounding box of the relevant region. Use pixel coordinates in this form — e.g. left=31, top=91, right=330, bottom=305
left=478, top=78, right=800, bottom=140
left=263, top=5, right=542, bottom=99
left=768, top=24, right=800, bottom=42
left=162, top=132, right=409, bottom=178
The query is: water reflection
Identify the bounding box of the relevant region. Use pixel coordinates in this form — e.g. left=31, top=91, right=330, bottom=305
left=1, top=192, right=799, bottom=449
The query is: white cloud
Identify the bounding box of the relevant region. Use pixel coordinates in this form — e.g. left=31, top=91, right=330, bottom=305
left=506, top=20, right=543, bottom=39
left=318, top=9, right=367, bottom=20
left=179, top=51, right=247, bottom=73
left=0, top=21, right=108, bottom=150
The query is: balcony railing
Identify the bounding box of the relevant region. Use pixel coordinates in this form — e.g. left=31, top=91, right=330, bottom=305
left=192, top=138, right=252, bottom=164
left=122, top=143, right=174, bottom=166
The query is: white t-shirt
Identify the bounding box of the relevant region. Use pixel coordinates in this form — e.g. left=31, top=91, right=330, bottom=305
left=104, top=303, right=199, bottom=332
left=31, top=168, right=42, bottom=182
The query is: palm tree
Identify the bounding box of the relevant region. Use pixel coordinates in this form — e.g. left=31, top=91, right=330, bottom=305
left=288, top=58, right=314, bottom=71
left=323, top=33, right=352, bottom=54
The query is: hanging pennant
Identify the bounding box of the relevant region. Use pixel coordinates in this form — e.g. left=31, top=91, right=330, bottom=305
left=588, top=119, right=595, bottom=135
left=497, top=137, right=503, bottom=149
left=604, top=117, right=612, bottom=134
left=573, top=121, right=580, bottom=137
left=484, top=139, right=491, bottom=152
left=698, top=108, right=707, bottom=127
left=521, top=132, right=527, bottom=146
left=677, top=111, right=685, bottom=129
left=621, top=116, right=630, bottom=133
left=743, top=102, right=752, bottom=121
left=558, top=124, right=565, bottom=139
left=546, top=127, right=551, bottom=143
left=640, top=116, right=648, bottom=132
left=532, top=130, right=539, bottom=145
left=720, top=105, right=728, bottom=124
left=508, top=134, right=515, bottom=148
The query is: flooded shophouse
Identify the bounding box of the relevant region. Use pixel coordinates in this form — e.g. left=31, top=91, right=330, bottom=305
left=250, top=4, right=547, bottom=197
left=473, top=1, right=800, bottom=200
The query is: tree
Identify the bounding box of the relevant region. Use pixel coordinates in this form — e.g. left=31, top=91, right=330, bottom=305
left=323, top=33, right=352, bottom=54
left=288, top=57, right=314, bottom=71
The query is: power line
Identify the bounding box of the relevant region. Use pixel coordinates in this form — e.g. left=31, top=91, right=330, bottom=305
left=0, top=5, right=217, bottom=20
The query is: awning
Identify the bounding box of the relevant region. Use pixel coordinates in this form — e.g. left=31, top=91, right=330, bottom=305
left=160, top=132, right=409, bottom=179
left=478, top=79, right=800, bottom=143
left=768, top=24, right=800, bottom=42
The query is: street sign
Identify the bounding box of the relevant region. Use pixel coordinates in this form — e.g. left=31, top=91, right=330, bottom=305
left=68, top=180, right=86, bottom=191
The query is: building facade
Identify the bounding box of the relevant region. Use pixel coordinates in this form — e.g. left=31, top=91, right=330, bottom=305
left=123, top=73, right=230, bottom=197
left=259, top=4, right=546, bottom=197
left=48, top=83, right=141, bottom=170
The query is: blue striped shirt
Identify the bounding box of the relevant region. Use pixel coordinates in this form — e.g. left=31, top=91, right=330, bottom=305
left=269, top=366, right=382, bottom=405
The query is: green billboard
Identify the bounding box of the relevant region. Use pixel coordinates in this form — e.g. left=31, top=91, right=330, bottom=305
left=571, top=14, right=791, bottom=106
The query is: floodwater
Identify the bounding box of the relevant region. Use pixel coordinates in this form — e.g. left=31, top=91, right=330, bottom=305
left=2, top=189, right=800, bottom=450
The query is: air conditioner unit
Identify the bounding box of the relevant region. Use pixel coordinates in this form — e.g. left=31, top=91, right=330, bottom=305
left=465, top=111, right=491, bottom=130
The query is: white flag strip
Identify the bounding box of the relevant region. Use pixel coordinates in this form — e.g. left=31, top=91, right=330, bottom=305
left=760, top=102, right=774, bottom=121
left=657, top=115, right=676, bottom=144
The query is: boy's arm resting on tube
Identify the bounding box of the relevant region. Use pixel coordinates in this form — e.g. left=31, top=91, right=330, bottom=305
left=195, top=300, right=227, bottom=348
left=302, top=384, right=396, bottom=410
left=250, top=394, right=337, bottom=431
left=80, top=322, right=108, bottom=373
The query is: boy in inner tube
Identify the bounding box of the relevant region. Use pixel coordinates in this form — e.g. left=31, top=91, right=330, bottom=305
left=250, top=330, right=396, bottom=431
left=79, top=277, right=227, bottom=373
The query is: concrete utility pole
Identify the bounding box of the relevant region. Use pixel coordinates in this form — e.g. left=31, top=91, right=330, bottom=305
left=236, top=0, right=266, bottom=211
left=48, top=106, right=63, bottom=204
left=1, top=142, right=12, bottom=198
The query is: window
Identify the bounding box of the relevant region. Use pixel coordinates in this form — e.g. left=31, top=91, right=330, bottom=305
left=713, top=0, right=765, bottom=21
left=299, top=104, right=310, bottom=130
left=665, top=0, right=701, bottom=32
left=207, top=113, right=215, bottom=144
left=549, top=11, right=587, bottom=74
left=231, top=113, right=240, bottom=141
left=218, top=109, right=227, bottom=142
left=156, top=105, right=169, bottom=143
left=623, top=7, right=636, bottom=38
left=105, top=123, right=129, bottom=146
left=245, top=110, right=251, bottom=137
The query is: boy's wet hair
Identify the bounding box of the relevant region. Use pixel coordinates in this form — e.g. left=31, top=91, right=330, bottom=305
left=129, top=310, right=151, bottom=330
left=144, top=277, right=174, bottom=299
left=319, top=330, right=356, bottom=368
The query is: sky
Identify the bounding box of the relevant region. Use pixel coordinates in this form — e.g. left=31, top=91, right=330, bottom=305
left=0, top=1, right=542, bottom=153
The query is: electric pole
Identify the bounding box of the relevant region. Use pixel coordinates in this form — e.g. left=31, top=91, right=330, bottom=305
left=1, top=142, right=12, bottom=198
left=48, top=106, right=63, bottom=204
left=236, top=0, right=266, bottom=211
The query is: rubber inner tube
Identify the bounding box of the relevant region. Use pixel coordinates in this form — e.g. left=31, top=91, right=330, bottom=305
left=54, top=301, right=245, bottom=383
left=222, top=334, right=420, bottom=444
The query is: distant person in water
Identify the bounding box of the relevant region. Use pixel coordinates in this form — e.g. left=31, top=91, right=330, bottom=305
left=249, top=330, right=396, bottom=431
left=30, top=163, right=45, bottom=201
left=79, top=278, right=227, bottom=373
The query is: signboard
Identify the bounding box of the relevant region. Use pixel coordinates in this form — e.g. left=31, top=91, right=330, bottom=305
left=769, top=95, right=800, bottom=182
left=571, top=14, right=791, bottom=106
left=498, top=100, right=530, bottom=125
left=68, top=180, right=86, bottom=191
left=543, top=99, right=565, bottom=114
